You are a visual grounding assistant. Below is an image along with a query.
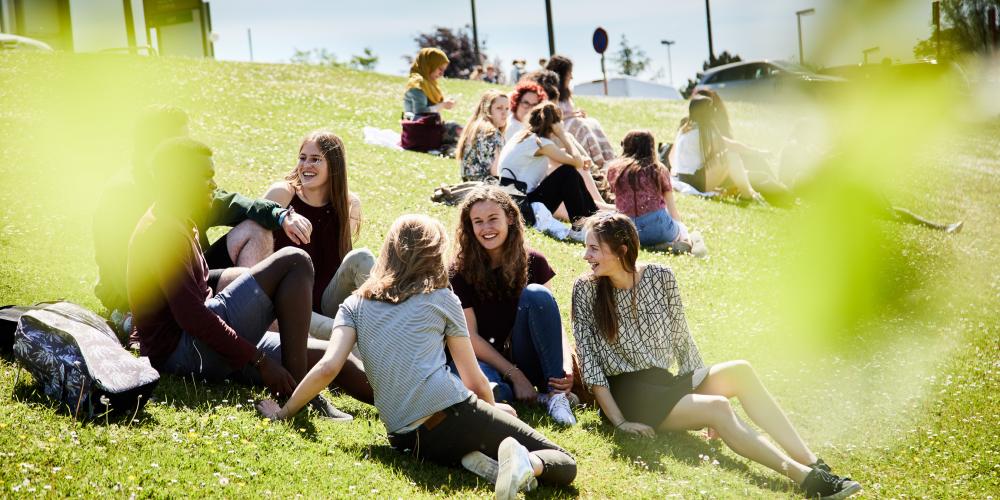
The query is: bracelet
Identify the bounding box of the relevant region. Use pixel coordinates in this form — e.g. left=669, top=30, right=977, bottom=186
left=503, top=365, right=518, bottom=381
left=614, top=421, right=627, bottom=429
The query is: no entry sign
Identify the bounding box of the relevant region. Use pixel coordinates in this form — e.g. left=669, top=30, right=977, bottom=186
left=593, top=27, right=609, bottom=54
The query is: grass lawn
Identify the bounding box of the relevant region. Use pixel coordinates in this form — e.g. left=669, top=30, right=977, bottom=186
left=1, top=52, right=997, bottom=498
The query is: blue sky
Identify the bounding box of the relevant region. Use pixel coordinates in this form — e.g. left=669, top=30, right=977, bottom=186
left=209, top=0, right=931, bottom=86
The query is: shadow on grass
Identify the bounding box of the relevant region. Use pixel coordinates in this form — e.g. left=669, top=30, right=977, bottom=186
left=9, top=372, right=159, bottom=427
left=581, top=419, right=791, bottom=495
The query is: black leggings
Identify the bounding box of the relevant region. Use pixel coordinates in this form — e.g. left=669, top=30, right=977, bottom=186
left=527, top=164, right=598, bottom=223
left=387, top=395, right=577, bottom=486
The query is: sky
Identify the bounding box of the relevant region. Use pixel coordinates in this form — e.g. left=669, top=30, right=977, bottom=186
left=208, top=0, right=933, bottom=87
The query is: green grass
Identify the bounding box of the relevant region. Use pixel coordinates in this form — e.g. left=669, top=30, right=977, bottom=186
left=1, top=52, right=998, bottom=498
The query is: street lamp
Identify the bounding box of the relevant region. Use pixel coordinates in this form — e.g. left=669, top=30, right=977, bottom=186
left=796, top=8, right=815, bottom=66
left=544, top=0, right=555, bottom=56
left=705, top=0, right=715, bottom=63
left=660, top=40, right=675, bottom=86
left=470, top=0, right=481, bottom=64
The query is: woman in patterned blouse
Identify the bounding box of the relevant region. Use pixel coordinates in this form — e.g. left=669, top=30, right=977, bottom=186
left=572, top=212, right=861, bottom=499
left=456, top=90, right=509, bottom=182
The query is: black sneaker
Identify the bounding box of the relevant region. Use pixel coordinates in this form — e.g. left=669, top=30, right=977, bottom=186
left=810, top=458, right=832, bottom=473
left=801, top=468, right=861, bottom=499
left=308, top=395, right=353, bottom=422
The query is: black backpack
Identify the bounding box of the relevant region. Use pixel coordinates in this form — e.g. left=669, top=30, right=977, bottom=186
left=11, top=302, right=160, bottom=420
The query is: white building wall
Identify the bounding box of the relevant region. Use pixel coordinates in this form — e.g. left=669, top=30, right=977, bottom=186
left=68, top=0, right=127, bottom=52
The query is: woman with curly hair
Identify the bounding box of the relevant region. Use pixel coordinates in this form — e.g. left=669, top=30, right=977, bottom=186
left=449, top=185, right=578, bottom=425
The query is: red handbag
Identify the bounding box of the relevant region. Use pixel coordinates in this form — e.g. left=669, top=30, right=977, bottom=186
left=400, top=113, right=444, bottom=152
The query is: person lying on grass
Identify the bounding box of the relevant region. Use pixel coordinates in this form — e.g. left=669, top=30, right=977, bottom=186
left=571, top=211, right=862, bottom=499
left=93, top=105, right=312, bottom=335
left=456, top=89, right=509, bottom=182
left=229, top=130, right=375, bottom=342
left=127, top=137, right=371, bottom=419
left=449, top=186, right=578, bottom=425
left=257, top=214, right=577, bottom=499
left=607, top=130, right=707, bottom=256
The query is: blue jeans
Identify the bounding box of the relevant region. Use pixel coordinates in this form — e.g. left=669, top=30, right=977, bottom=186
left=448, top=284, right=567, bottom=402
left=632, top=208, right=680, bottom=247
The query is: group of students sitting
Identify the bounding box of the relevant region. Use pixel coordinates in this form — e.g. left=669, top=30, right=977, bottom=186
left=90, top=103, right=862, bottom=499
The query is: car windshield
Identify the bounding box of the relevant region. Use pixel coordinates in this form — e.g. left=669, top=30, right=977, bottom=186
left=771, top=61, right=813, bottom=75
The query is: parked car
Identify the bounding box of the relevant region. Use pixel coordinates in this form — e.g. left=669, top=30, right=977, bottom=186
left=0, top=34, right=53, bottom=52
left=819, top=60, right=969, bottom=94
left=694, top=60, right=845, bottom=102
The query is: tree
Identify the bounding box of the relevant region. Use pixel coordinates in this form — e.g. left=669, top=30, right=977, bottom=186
left=411, top=27, right=485, bottom=78
left=680, top=50, right=743, bottom=98
left=350, top=47, right=379, bottom=72
left=289, top=48, right=343, bottom=68
left=913, top=0, right=1000, bottom=60
left=611, top=35, right=651, bottom=77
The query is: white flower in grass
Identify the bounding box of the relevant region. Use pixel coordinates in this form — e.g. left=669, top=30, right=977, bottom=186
left=99, top=395, right=110, bottom=406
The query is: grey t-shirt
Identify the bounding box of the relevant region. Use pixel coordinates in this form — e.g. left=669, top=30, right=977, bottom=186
left=333, top=288, right=472, bottom=433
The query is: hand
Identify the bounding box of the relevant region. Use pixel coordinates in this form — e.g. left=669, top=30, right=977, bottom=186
left=703, top=427, right=720, bottom=440
left=442, top=99, right=456, bottom=110
left=258, top=356, right=296, bottom=398
left=581, top=158, right=594, bottom=171
left=617, top=421, right=656, bottom=438
left=281, top=211, right=313, bottom=245
left=575, top=109, right=587, bottom=118
left=495, top=402, right=518, bottom=417
left=509, top=370, right=538, bottom=402
left=547, top=372, right=573, bottom=393
left=255, top=399, right=282, bottom=420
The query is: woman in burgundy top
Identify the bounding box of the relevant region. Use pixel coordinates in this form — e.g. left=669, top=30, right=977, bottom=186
left=264, top=130, right=375, bottom=339
left=449, top=185, right=578, bottom=426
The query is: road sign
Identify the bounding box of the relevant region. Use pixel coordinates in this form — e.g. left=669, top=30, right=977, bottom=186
left=593, top=27, right=608, bottom=54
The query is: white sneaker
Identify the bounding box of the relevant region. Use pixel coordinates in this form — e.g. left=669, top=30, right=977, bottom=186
left=531, top=202, right=570, bottom=240
left=546, top=393, right=577, bottom=426
left=689, top=231, right=709, bottom=259
left=496, top=437, right=535, bottom=500
left=565, top=228, right=585, bottom=242
left=462, top=451, right=498, bottom=484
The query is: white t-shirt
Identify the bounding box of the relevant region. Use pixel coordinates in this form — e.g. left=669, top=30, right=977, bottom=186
left=505, top=115, right=525, bottom=142
left=673, top=127, right=703, bottom=175
left=497, top=133, right=555, bottom=193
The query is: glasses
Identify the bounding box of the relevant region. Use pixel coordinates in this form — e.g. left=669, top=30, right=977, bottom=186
left=519, top=99, right=540, bottom=108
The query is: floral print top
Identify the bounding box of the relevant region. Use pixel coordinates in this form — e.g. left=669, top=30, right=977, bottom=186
left=461, top=130, right=504, bottom=182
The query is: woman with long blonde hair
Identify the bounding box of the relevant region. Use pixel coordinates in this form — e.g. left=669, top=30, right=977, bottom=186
left=258, top=214, right=577, bottom=499
left=456, top=89, right=510, bottom=182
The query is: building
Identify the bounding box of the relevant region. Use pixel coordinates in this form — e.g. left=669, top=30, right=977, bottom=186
left=0, top=0, right=213, bottom=57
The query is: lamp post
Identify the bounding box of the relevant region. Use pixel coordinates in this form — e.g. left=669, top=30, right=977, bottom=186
left=470, top=0, right=481, bottom=64
left=545, top=0, right=555, bottom=55
left=705, top=0, right=715, bottom=63
left=796, top=8, right=815, bottom=66
left=660, top=40, right=675, bottom=86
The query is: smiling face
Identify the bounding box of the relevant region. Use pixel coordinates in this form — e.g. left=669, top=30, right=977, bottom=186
left=430, top=64, right=447, bottom=80
left=514, top=91, right=541, bottom=122
left=297, top=140, right=329, bottom=190
left=583, top=230, right=624, bottom=278
left=468, top=200, right=509, bottom=258
left=488, top=96, right=510, bottom=128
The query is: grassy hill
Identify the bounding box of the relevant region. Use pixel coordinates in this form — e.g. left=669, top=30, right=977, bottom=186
left=0, top=52, right=997, bottom=498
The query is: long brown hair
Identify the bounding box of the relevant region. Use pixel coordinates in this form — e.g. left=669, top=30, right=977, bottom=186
left=692, top=88, right=733, bottom=137
left=544, top=55, right=573, bottom=103
left=357, top=214, right=450, bottom=304
left=451, top=186, right=528, bottom=301
left=284, top=130, right=354, bottom=264
left=513, top=101, right=562, bottom=145
left=684, top=96, right=726, bottom=169
left=613, top=130, right=670, bottom=196
left=456, top=90, right=508, bottom=162
left=582, top=212, right=639, bottom=343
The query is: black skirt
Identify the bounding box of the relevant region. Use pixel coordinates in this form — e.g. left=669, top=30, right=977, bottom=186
left=605, top=367, right=699, bottom=428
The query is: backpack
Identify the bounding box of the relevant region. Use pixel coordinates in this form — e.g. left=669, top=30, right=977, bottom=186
left=12, top=302, right=160, bottom=420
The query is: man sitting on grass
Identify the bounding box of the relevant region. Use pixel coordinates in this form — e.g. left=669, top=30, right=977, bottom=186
left=126, top=137, right=371, bottom=417
left=94, top=105, right=313, bottom=336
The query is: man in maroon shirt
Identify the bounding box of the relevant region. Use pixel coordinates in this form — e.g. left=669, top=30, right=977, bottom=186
left=127, top=138, right=371, bottom=412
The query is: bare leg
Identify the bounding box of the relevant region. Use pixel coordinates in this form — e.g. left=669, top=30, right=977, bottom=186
left=696, top=361, right=817, bottom=466
left=227, top=220, right=274, bottom=267
left=575, top=166, right=609, bottom=208
left=553, top=203, right=569, bottom=222
left=659, top=394, right=812, bottom=484
left=215, top=267, right=249, bottom=293
left=891, top=207, right=962, bottom=233
left=722, top=153, right=758, bottom=199
left=248, top=247, right=314, bottom=381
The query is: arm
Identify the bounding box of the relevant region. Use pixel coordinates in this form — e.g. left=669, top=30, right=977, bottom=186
left=208, top=189, right=284, bottom=230
left=263, top=182, right=312, bottom=244
left=404, top=88, right=441, bottom=115
left=591, top=385, right=655, bottom=437
left=538, top=143, right=584, bottom=169
left=664, top=188, right=682, bottom=223
left=721, top=136, right=768, bottom=156
left=465, top=308, right=537, bottom=401
left=348, top=192, right=362, bottom=237
left=264, top=325, right=357, bottom=420
left=447, top=334, right=495, bottom=405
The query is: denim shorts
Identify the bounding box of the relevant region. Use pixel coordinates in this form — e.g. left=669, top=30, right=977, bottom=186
left=164, top=273, right=281, bottom=384
left=632, top=208, right=681, bottom=246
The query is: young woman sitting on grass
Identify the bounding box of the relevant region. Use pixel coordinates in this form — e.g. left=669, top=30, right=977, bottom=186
left=607, top=130, right=705, bottom=256
left=449, top=186, right=578, bottom=425
left=403, top=47, right=461, bottom=157
left=505, top=81, right=547, bottom=142
left=257, top=214, right=577, bottom=499
left=497, top=102, right=610, bottom=230
left=456, top=89, right=509, bottom=182
left=545, top=55, right=616, bottom=170
left=572, top=212, right=861, bottom=499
